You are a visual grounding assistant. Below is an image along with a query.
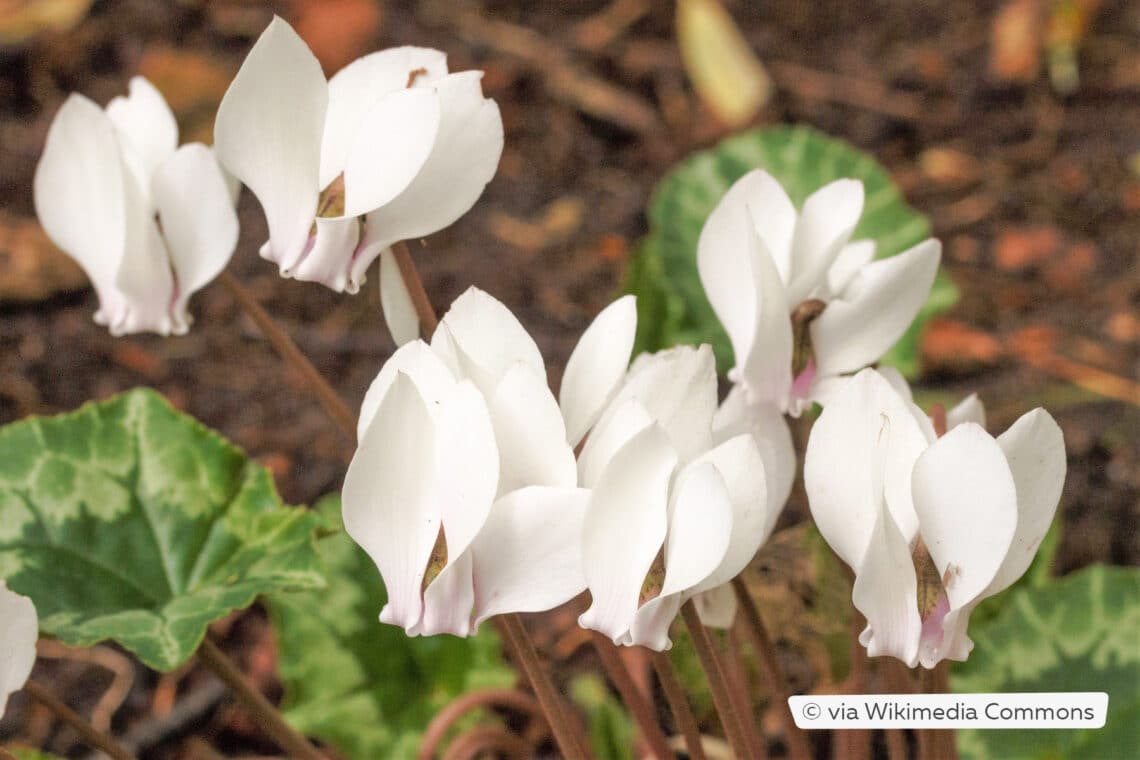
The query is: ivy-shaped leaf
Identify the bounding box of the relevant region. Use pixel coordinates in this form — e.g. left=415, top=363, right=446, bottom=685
left=0, top=389, right=324, bottom=671
left=953, top=565, right=1140, bottom=760
left=269, top=496, right=514, bottom=760
left=624, top=124, right=957, bottom=377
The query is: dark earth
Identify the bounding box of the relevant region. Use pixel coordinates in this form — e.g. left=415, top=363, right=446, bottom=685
left=0, top=0, right=1137, bottom=757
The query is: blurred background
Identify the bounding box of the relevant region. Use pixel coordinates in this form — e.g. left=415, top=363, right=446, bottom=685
left=0, top=0, right=1136, bottom=757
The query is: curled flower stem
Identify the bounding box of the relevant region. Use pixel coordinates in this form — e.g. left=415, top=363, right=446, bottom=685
left=419, top=687, right=543, bottom=760
left=393, top=241, right=440, bottom=337
left=494, top=615, right=594, bottom=760
left=650, top=650, right=709, bottom=760
left=588, top=632, right=673, bottom=760
left=196, top=638, right=328, bottom=760
left=918, top=663, right=958, bottom=760
left=680, top=601, right=756, bottom=760
left=440, top=725, right=531, bottom=760
left=731, top=577, right=814, bottom=760
left=217, top=270, right=357, bottom=439
left=23, top=680, right=136, bottom=760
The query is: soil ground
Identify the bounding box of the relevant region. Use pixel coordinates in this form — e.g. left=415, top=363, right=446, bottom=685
left=0, top=0, right=1136, bottom=757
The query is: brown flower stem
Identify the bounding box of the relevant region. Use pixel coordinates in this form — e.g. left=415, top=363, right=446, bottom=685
left=419, top=688, right=543, bottom=759
left=724, top=625, right=768, bottom=758
left=917, top=663, right=958, bottom=760
left=441, top=725, right=532, bottom=760
left=196, top=638, right=327, bottom=760
left=588, top=632, right=673, bottom=760
left=731, top=577, right=813, bottom=760
left=23, top=680, right=136, bottom=760
left=880, top=658, right=917, bottom=760
left=833, top=600, right=872, bottom=760
left=392, top=241, right=439, bottom=337
left=217, top=270, right=357, bottom=440
left=680, top=601, right=756, bottom=760
left=650, top=650, right=709, bottom=760
left=494, top=615, right=593, bottom=760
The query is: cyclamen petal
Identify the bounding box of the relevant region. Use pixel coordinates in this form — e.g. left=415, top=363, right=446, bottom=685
left=35, top=83, right=237, bottom=336
left=560, top=295, right=638, bottom=447
left=215, top=16, right=502, bottom=296
left=806, top=368, right=1067, bottom=668
left=348, top=288, right=594, bottom=635
left=0, top=582, right=37, bottom=719
left=696, top=169, right=940, bottom=417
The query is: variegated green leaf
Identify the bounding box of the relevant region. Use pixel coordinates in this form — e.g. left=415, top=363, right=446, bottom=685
left=0, top=389, right=324, bottom=671
left=269, top=496, right=514, bottom=760
left=953, top=565, right=1140, bottom=760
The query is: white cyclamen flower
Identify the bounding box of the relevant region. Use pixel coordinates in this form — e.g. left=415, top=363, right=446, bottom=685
left=214, top=16, right=503, bottom=320
left=34, top=77, right=238, bottom=335
left=1, top=581, right=37, bottom=718
left=697, top=169, right=941, bottom=415
left=577, top=344, right=783, bottom=650
left=804, top=368, right=1066, bottom=668
left=344, top=288, right=631, bottom=636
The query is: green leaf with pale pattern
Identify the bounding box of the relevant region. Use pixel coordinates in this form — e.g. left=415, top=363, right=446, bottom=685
left=953, top=565, right=1140, bottom=760
left=269, top=496, right=514, bottom=760
left=0, top=389, right=324, bottom=671
left=625, top=124, right=956, bottom=377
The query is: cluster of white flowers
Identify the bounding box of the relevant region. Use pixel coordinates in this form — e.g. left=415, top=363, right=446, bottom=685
left=24, top=14, right=1066, bottom=670
left=34, top=16, right=502, bottom=340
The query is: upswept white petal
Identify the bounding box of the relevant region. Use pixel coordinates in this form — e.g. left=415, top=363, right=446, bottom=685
left=577, top=398, right=654, bottom=488
left=804, top=369, right=932, bottom=568
left=319, top=46, right=448, bottom=187
left=947, top=393, right=986, bottom=431
left=911, top=424, right=1018, bottom=610
left=435, top=381, right=500, bottom=559
left=472, top=486, right=591, bottom=624
left=692, top=582, right=738, bottom=628
left=688, top=435, right=769, bottom=591
left=114, top=165, right=176, bottom=335
left=697, top=171, right=796, bottom=364
left=627, top=593, right=682, bottom=650
left=291, top=219, right=359, bottom=292
left=0, top=581, right=37, bottom=719
left=876, top=366, right=914, bottom=401
left=105, top=76, right=178, bottom=187
left=419, top=551, right=475, bottom=637
left=433, top=287, right=545, bottom=393
left=737, top=228, right=794, bottom=409
left=660, top=463, right=734, bottom=597
left=628, top=462, right=734, bottom=650
left=379, top=248, right=420, bottom=346
left=810, top=238, right=941, bottom=377
left=560, top=295, right=637, bottom=447
left=786, top=179, right=864, bottom=304
left=825, top=239, right=875, bottom=299
left=712, top=391, right=793, bottom=526
left=489, top=363, right=577, bottom=493
left=918, top=603, right=976, bottom=668
left=579, top=425, right=677, bottom=644
left=852, top=502, right=922, bottom=667
left=353, top=72, right=503, bottom=288
left=341, top=87, right=441, bottom=218
left=214, top=16, right=327, bottom=272
left=357, top=340, right=457, bottom=440
left=988, top=409, right=1065, bottom=595
left=610, top=345, right=717, bottom=462
left=33, top=94, right=128, bottom=326
left=152, top=144, right=239, bottom=326
left=343, top=373, right=439, bottom=632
